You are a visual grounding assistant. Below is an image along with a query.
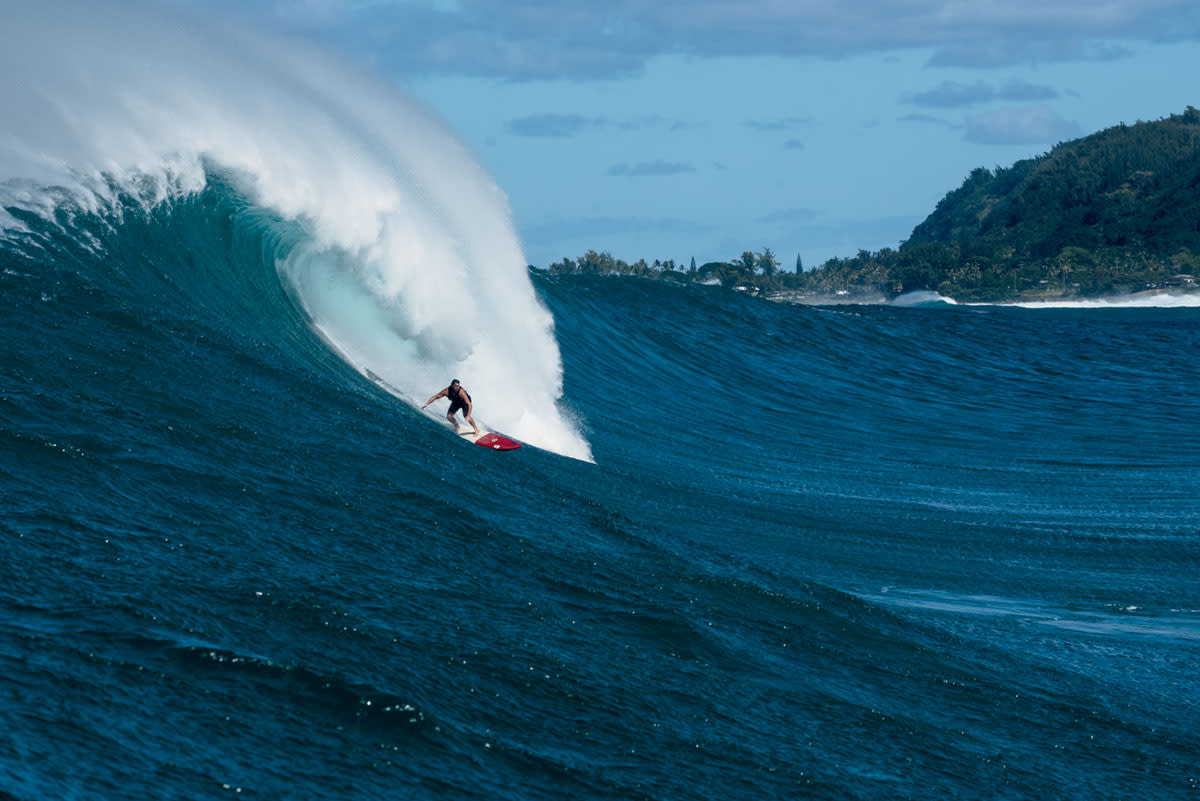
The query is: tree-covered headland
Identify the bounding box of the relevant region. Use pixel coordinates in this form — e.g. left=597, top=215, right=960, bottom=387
left=537, top=108, right=1200, bottom=302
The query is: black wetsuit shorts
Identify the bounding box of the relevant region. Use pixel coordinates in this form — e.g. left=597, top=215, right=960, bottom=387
left=449, top=396, right=469, bottom=416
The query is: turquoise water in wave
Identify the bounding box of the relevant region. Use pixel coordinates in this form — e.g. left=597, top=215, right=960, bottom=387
left=2, top=179, right=1198, bottom=800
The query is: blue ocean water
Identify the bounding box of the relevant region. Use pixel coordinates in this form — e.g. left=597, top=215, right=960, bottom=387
left=5, top=179, right=1200, bottom=801
left=3, top=6, right=1200, bottom=800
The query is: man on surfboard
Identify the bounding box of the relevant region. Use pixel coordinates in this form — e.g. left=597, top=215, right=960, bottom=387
left=422, top=379, right=482, bottom=437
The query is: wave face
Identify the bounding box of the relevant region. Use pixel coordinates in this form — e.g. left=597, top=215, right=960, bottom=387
left=0, top=0, right=589, bottom=460
left=4, top=7, right=1200, bottom=801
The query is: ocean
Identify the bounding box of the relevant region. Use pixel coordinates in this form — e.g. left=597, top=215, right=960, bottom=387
left=2, top=4, right=1199, bottom=800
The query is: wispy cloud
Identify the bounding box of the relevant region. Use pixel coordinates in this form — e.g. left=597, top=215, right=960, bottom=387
left=997, top=79, right=1058, bottom=103
left=608, top=160, right=696, bottom=177
left=507, top=113, right=607, bottom=138
left=899, top=113, right=958, bottom=128
left=907, top=80, right=995, bottom=108
left=745, top=116, right=812, bottom=132
left=906, top=79, right=1058, bottom=108
left=507, top=112, right=697, bottom=138
left=965, top=105, right=1083, bottom=145
left=617, top=115, right=705, bottom=132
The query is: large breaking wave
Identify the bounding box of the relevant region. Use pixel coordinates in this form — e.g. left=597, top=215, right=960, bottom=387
left=0, top=0, right=591, bottom=460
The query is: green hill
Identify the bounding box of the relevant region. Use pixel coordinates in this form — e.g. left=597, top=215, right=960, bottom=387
left=910, top=107, right=1200, bottom=256
left=799, top=107, right=1200, bottom=300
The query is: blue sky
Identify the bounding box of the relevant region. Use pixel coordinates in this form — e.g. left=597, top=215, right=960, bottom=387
left=174, top=0, right=1197, bottom=269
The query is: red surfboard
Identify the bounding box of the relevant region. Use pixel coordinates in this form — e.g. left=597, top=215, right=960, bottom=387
left=474, top=432, right=522, bottom=451
left=459, top=429, right=522, bottom=450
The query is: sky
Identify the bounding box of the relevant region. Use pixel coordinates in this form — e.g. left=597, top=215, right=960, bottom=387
left=169, top=0, right=1198, bottom=269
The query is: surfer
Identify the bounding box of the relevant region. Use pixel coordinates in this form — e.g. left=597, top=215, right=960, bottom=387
left=422, top=379, right=482, bottom=437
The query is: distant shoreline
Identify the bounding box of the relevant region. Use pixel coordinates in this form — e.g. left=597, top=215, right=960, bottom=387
left=533, top=265, right=1200, bottom=307
left=763, top=286, right=1200, bottom=307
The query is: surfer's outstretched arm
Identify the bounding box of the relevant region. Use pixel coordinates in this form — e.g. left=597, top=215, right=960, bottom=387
left=421, top=387, right=448, bottom=409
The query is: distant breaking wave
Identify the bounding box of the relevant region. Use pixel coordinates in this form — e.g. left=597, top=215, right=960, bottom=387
left=1000, top=293, right=1200, bottom=309
left=893, top=290, right=1200, bottom=310
left=0, top=0, right=592, bottom=461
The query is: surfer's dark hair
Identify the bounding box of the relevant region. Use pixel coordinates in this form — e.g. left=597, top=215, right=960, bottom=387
left=450, top=378, right=460, bottom=385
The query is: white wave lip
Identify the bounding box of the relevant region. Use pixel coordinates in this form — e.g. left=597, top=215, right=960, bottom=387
left=0, top=1, right=592, bottom=461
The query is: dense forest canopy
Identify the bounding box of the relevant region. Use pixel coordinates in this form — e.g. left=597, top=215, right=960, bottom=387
left=537, top=107, right=1200, bottom=301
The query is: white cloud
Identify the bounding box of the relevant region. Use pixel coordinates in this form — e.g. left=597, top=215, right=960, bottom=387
left=507, top=113, right=607, bottom=138
left=965, top=105, right=1083, bottom=145
left=906, top=79, right=1058, bottom=108
left=607, top=160, right=696, bottom=177
left=907, top=80, right=996, bottom=108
